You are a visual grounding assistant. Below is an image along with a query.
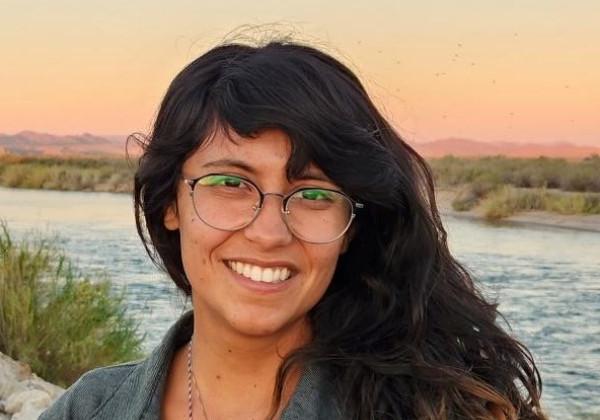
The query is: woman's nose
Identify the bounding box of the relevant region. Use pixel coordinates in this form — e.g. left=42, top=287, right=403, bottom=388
left=243, top=194, right=294, bottom=247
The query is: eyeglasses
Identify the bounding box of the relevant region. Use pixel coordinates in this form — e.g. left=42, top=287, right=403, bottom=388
left=182, top=173, right=364, bottom=244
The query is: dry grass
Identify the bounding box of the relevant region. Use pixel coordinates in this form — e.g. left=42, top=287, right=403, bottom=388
left=430, top=155, right=600, bottom=193
left=0, top=155, right=135, bottom=193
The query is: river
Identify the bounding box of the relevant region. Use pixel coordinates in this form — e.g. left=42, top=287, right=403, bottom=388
left=1, top=187, right=598, bottom=418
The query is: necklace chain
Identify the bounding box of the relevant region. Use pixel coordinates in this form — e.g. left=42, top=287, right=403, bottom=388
left=187, top=338, right=210, bottom=420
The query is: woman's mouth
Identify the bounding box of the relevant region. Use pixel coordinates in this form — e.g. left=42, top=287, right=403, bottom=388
left=225, top=260, right=293, bottom=283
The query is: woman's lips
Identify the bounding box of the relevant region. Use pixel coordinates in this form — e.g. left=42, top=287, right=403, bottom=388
left=224, top=261, right=297, bottom=294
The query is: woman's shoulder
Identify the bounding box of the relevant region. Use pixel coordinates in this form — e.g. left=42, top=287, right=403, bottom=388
left=38, top=360, right=142, bottom=420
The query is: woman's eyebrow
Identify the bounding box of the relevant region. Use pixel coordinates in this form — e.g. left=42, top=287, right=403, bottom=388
left=294, top=171, right=332, bottom=183
left=202, top=159, right=331, bottom=183
left=202, top=158, right=257, bottom=174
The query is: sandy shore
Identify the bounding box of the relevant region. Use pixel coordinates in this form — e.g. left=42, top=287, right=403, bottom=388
left=435, top=189, right=600, bottom=233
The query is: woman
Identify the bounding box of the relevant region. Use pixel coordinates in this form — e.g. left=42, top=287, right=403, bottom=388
left=40, top=39, right=546, bottom=419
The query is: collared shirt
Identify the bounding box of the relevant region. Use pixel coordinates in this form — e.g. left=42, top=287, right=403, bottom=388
left=39, top=310, right=342, bottom=420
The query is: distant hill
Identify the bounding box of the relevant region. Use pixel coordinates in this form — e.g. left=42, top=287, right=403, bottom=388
left=1, top=131, right=598, bottom=159
left=0, top=131, right=134, bottom=157
left=410, top=138, right=600, bottom=159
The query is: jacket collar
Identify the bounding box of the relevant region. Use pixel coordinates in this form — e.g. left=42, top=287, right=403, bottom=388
left=92, top=310, right=193, bottom=419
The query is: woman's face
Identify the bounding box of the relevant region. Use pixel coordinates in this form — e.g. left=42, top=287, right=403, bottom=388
left=164, top=128, right=351, bottom=339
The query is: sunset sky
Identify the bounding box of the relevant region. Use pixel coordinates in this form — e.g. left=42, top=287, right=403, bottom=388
left=1, top=0, right=598, bottom=146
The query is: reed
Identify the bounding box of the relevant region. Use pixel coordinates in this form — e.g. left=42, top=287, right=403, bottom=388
left=0, top=222, right=144, bottom=386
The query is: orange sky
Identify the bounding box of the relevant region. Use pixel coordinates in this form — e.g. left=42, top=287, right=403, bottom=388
left=1, top=1, right=598, bottom=146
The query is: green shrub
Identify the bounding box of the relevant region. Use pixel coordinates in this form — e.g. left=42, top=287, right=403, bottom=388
left=0, top=222, right=144, bottom=386
left=545, top=192, right=600, bottom=214
left=480, top=187, right=600, bottom=220
left=480, top=186, right=523, bottom=220
left=451, top=181, right=499, bottom=211
left=0, top=165, right=28, bottom=188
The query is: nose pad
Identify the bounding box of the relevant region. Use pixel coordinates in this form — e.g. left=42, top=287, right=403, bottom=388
left=251, top=193, right=286, bottom=216
left=253, top=193, right=288, bottom=225
left=244, top=193, right=293, bottom=244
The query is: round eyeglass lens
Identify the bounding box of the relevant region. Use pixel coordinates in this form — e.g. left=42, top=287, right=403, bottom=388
left=285, top=188, right=354, bottom=243
left=191, top=174, right=260, bottom=230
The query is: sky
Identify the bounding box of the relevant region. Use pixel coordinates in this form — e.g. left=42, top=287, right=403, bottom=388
left=1, top=0, right=598, bottom=146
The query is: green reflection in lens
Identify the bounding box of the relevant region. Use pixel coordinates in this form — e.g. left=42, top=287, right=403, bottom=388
left=301, top=189, right=334, bottom=201
left=199, top=175, right=242, bottom=187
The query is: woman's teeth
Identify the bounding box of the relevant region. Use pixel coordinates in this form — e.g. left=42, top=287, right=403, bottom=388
left=227, top=261, right=292, bottom=283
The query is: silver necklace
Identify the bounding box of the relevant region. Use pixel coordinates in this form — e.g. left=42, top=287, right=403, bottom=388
left=187, top=338, right=210, bottom=420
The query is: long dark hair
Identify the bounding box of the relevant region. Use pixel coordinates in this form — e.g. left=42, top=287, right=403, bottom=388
left=132, top=39, right=546, bottom=419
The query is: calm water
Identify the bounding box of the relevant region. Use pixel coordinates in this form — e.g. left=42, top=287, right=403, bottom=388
left=1, top=187, right=598, bottom=419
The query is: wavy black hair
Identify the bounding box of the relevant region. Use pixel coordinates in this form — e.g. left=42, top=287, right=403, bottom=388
left=132, top=39, right=547, bottom=419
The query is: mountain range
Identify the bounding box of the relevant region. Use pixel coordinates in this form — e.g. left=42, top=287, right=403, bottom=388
left=410, top=137, right=600, bottom=159
left=0, top=131, right=598, bottom=159
left=0, top=131, right=131, bottom=157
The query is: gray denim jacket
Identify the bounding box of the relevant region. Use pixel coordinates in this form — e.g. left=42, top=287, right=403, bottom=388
left=39, top=311, right=342, bottom=420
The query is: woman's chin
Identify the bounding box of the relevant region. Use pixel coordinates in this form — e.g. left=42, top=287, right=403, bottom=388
left=228, top=316, right=291, bottom=338
left=225, top=311, right=308, bottom=341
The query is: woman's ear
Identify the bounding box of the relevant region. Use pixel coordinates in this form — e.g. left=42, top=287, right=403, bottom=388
left=163, top=201, right=180, bottom=231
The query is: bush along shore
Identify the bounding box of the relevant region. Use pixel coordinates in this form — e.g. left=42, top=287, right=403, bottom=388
left=0, top=222, right=144, bottom=419
left=429, top=155, right=600, bottom=222
left=0, top=154, right=135, bottom=193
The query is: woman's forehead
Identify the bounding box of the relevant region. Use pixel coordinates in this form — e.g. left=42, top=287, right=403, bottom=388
left=184, top=127, right=329, bottom=181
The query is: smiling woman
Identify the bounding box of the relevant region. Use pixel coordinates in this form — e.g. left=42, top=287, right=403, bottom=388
left=40, top=39, right=547, bottom=420
left=162, top=129, right=352, bottom=345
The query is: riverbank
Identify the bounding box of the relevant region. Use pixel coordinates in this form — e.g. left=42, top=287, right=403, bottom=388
left=436, top=189, right=600, bottom=233
left=2, top=153, right=599, bottom=232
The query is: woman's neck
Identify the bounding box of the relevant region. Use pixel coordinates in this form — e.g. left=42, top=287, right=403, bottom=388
left=188, top=310, right=311, bottom=418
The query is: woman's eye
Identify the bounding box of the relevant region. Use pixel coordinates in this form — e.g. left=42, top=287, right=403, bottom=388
left=200, top=175, right=244, bottom=188
left=301, top=189, right=332, bottom=201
